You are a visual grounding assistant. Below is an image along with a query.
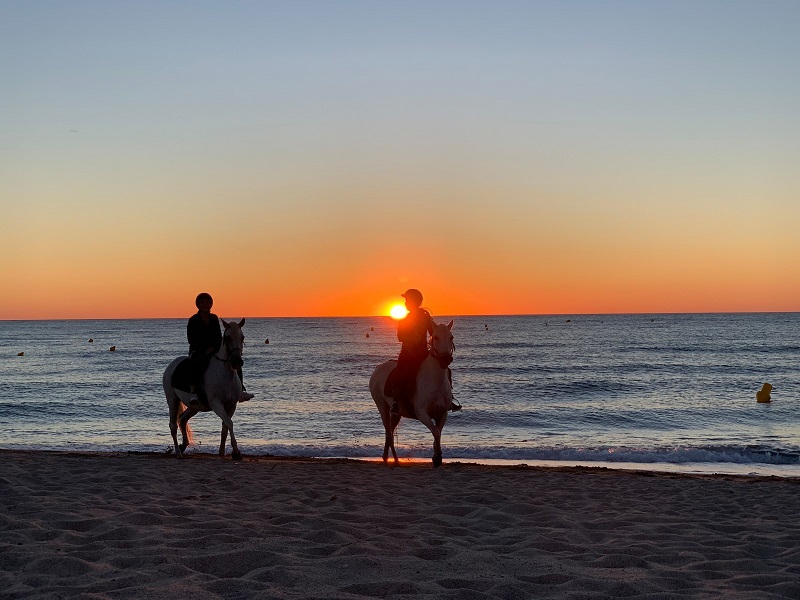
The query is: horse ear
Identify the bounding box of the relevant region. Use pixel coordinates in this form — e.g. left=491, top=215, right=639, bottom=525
left=447, top=320, right=454, bottom=330
left=238, top=318, right=246, bottom=328
left=221, top=319, right=229, bottom=329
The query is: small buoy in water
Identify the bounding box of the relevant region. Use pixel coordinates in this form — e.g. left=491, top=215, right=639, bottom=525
left=17, top=351, right=24, bottom=356
left=265, top=339, right=269, bottom=344
left=370, top=327, right=374, bottom=331
left=366, top=333, right=370, bottom=338
left=109, top=346, right=116, bottom=352
left=756, top=383, right=772, bottom=403
left=88, top=338, right=93, bottom=343
left=566, top=319, right=571, bottom=323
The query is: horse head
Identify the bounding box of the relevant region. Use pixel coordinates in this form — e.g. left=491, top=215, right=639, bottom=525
left=221, top=318, right=246, bottom=370
left=429, top=320, right=454, bottom=368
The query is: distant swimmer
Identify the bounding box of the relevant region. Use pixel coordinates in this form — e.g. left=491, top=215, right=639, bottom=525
left=756, top=383, right=772, bottom=403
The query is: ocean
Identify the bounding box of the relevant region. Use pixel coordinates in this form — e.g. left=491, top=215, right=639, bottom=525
left=1, top=314, right=798, bottom=476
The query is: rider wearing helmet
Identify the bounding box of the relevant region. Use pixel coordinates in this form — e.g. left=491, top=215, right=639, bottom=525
left=187, top=293, right=254, bottom=406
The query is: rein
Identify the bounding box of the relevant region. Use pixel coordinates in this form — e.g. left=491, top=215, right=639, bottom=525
left=212, top=337, right=241, bottom=366
left=429, top=341, right=455, bottom=363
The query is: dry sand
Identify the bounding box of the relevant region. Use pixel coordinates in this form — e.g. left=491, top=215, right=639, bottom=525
left=1, top=450, right=799, bottom=599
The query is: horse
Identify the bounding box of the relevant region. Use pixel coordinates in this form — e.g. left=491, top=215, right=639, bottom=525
left=370, top=320, right=455, bottom=467
left=162, top=318, right=248, bottom=460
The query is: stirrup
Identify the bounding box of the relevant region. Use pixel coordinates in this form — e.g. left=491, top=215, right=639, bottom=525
left=188, top=393, right=199, bottom=406
left=449, top=399, right=462, bottom=412
left=389, top=401, right=400, bottom=415
left=239, top=392, right=255, bottom=402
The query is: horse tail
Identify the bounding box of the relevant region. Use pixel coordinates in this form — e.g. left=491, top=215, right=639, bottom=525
left=176, top=401, right=195, bottom=446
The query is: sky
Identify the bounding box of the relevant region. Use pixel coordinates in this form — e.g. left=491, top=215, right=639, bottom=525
left=2, top=0, right=799, bottom=319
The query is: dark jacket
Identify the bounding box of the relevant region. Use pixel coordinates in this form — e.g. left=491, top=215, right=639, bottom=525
left=397, top=308, right=433, bottom=357
left=187, top=312, right=222, bottom=356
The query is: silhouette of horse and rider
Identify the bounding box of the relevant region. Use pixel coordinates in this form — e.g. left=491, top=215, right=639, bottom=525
left=163, top=289, right=461, bottom=465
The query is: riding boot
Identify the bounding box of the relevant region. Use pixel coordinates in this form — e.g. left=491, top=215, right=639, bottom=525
left=390, top=388, right=407, bottom=415
left=189, top=386, right=200, bottom=406
left=447, top=369, right=459, bottom=411
left=389, top=389, right=404, bottom=415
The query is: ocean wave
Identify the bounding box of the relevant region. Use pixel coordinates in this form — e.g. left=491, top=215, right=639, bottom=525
left=204, top=442, right=800, bottom=466
left=2, top=440, right=799, bottom=472
left=437, top=444, right=800, bottom=465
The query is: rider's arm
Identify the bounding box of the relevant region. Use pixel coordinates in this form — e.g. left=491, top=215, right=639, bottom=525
left=209, top=315, right=223, bottom=353
left=187, top=316, right=200, bottom=353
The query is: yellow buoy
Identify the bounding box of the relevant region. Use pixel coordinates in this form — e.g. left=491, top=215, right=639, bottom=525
left=756, top=383, right=772, bottom=403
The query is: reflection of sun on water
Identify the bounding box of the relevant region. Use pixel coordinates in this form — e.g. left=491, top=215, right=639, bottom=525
left=389, top=304, right=408, bottom=319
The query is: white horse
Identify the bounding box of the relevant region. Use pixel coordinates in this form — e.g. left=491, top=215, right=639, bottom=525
left=162, top=318, right=248, bottom=460
left=370, top=320, right=455, bottom=467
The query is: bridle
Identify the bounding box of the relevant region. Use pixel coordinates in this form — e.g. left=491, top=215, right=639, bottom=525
left=430, top=337, right=455, bottom=368
left=213, top=331, right=243, bottom=369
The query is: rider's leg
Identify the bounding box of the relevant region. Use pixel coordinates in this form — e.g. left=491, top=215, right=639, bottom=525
left=390, top=381, right=408, bottom=414
left=237, top=367, right=254, bottom=402
left=447, top=367, right=461, bottom=411
left=390, top=355, right=413, bottom=414
left=188, top=353, right=202, bottom=406
left=189, top=352, right=213, bottom=406
left=390, top=351, right=426, bottom=414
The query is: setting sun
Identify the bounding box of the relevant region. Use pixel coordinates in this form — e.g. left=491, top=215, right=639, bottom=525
left=389, top=304, right=408, bottom=320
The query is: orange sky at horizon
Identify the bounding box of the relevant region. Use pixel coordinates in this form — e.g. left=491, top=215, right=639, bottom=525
left=2, top=3, right=799, bottom=320
left=2, top=170, right=798, bottom=320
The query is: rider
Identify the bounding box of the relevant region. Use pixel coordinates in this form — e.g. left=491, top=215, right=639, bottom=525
left=187, top=292, right=254, bottom=406
left=389, top=289, right=460, bottom=414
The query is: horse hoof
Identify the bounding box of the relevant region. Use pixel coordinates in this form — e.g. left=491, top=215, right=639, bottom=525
left=432, top=453, right=442, bottom=467
left=232, top=451, right=243, bottom=461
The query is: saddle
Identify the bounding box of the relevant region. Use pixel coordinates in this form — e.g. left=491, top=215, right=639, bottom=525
left=384, top=366, right=417, bottom=419
left=384, top=360, right=456, bottom=419
left=171, top=358, right=210, bottom=409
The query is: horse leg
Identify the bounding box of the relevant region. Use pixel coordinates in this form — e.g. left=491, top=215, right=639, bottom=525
left=210, top=402, right=242, bottom=461
left=417, top=412, right=447, bottom=467
left=432, top=414, right=447, bottom=467
left=388, top=413, right=400, bottom=464
left=378, top=401, right=400, bottom=464
left=382, top=423, right=391, bottom=463
left=167, top=394, right=182, bottom=458
left=219, top=423, right=229, bottom=457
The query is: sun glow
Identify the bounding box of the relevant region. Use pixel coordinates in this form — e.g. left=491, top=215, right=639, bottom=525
left=389, top=304, right=408, bottom=320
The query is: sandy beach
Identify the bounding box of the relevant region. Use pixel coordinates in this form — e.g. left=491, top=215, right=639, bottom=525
left=1, top=451, right=799, bottom=599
